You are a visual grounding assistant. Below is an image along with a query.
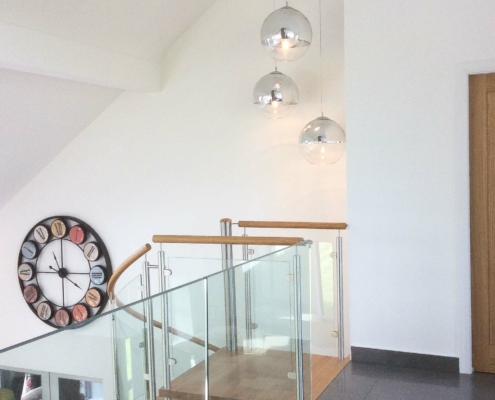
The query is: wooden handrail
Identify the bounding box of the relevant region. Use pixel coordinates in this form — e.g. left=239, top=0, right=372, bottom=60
left=238, top=221, right=348, bottom=230
left=152, top=235, right=303, bottom=246
left=108, top=243, right=152, bottom=300
left=115, top=297, right=220, bottom=352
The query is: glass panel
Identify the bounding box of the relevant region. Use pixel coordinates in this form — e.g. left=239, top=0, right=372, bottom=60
left=0, top=314, right=114, bottom=399
left=310, top=241, right=339, bottom=357
left=207, top=246, right=299, bottom=399
left=167, top=257, right=245, bottom=289
left=155, top=279, right=206, bottom=400
left=115, top=298, right=146, bottom=400
left=115, top=274, right=142, bottom=305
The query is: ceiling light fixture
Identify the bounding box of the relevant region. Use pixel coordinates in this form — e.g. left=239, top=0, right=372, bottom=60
left=261, top=2, right=312, bottom=62
left=299, top=0, right=346, bottom=165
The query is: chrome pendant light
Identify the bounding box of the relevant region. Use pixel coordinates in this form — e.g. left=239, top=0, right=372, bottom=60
left=299, top=0, right=346, bottom=165
left=261, top=2, right=312, bottom=62
left=253, top=68, right=299, bottom=119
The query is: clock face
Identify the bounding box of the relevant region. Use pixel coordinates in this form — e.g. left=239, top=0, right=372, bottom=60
left=18, top=216, right=112, bottom=329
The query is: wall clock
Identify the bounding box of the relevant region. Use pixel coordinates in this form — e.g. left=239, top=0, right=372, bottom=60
left=18, top=216, right=112, bottom=328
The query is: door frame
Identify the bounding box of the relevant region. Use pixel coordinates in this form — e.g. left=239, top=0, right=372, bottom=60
left=456, top=59, right=495, bottom=374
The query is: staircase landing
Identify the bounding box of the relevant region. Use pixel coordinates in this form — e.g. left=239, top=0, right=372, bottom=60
left=158, top=348, right=349, bottom=400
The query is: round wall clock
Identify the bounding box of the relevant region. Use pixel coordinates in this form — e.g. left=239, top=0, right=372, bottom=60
left=18, top=216, right=112, bottom=328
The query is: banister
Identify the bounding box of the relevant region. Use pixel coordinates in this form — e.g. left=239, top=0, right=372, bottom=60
left=152, top=235, right=303, bottom=246
left=114, top=297, right=220, bottom=352
left=237, top=221, right=348, bottom=230
left=108, top=243, right=152, bottom=300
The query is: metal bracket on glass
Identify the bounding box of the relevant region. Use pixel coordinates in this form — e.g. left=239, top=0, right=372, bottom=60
left=248, top=249, right=255, bottom=256
left=250, top=322, right=259, bottom=330
left=332, top=331, right=339, bottom=338
left=163, top=269, right=172, bottom=276
left=286, top=274, right=294, bottom=282
left=287, top=372, right=297, bottom=380
left=139, top=342, right=145, bottom=348
left=143, top=374, right=150, bottom=381
left=168, top=358, right=177, bottom=366
left=138, top=285, right=145, bottom=292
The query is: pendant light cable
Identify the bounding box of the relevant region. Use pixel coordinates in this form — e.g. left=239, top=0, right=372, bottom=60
left=319, top=0, right=324, bottom=116
left=274, top=0, right=278, bottom=71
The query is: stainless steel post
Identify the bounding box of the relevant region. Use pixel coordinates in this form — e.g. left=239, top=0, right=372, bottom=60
left=142, top=260, right=157, bottom=400
left=336, top=234, right=345, bottom=361
left=243, top=230, right=253, bottom=352
left=294, top=255, right=304, bottom=400
left=220, top=218, right=237, bottom=352
left=110, top=299, right=120, bottom=400
left=204, top=278, right=210, bottom=399
left=158, top=246, right=171, bottom=397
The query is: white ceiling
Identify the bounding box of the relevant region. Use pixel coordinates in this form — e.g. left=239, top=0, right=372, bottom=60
left=0, top=68, right=122, bottom=208
left=0, top=0, right=217, bottom=63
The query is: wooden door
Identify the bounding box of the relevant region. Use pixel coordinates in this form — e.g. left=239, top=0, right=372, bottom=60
left=470, top=72, right=495, bottom=373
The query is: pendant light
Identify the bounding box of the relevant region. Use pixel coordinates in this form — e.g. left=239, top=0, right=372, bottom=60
left=299, top=0, right=346, bottom=165
left=253, top=68, right=299, bottom=119
left=261, top=2, right=312, bottom=62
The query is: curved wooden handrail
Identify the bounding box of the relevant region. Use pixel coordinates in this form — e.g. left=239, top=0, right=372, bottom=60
left=108, top=243, right=152, bottom=300
left=152, top=235, right=303, bottom=246
left=115, top=297, right=220, bottom=352
left=237, top=221, right=348, bottom=230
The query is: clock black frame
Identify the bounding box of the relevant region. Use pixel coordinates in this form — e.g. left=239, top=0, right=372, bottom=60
left=18, top=216, right=112, bottom=329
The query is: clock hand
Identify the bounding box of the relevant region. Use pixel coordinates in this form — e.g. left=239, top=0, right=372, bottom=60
left=52, top=252, right=61, bottom=270
left=49, top=265, right=59, bottom=273
left=60, top=239, right=64, bottom=268
left=64, top=276, right=82, bottom=290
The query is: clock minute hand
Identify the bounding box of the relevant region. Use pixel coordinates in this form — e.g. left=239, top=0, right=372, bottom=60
left=64, top=276, right=82, bottom=290
left=52, top=252, right=61, bottom=270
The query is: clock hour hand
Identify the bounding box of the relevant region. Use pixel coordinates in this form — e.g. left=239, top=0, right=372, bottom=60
left=52, top=252, right=61, bottom=270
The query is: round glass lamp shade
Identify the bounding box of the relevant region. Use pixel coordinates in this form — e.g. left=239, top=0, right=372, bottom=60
left=261, top=6, right=312, bottom=62
left=299, top=116, right=346, bottom=165
left=253, top=70, right=299, bottom=119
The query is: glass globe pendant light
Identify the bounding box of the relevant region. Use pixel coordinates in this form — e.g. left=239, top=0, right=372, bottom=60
left=299, top=0, right=346, bottom=165
left=261, top=2, right=312, bottom=62
left=253, top=69, right=299, bottom=119
left=300, top=116, right=346, bottom=165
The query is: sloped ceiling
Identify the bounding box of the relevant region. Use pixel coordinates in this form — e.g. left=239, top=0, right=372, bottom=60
left=0, top=68, right=122, bottom=209
left=0, top=0, right=216, bottom=209
left=0, top=0, right=217, bottom=62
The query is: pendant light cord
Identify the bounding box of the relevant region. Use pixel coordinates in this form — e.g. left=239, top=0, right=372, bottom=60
left=274, top=0, right=278, bottom=71
left=319, top=0, right=324, bottom=117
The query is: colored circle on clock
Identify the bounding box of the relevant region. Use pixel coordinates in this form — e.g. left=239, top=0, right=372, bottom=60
left=85, top=288, right=103, bottom=308
left=23, top=285, right=40, bottom=304
left=36, top=302, right=53, bottom=321
left=21, top=241, right=38, bottom=260
left=33, top=225, right=50, bottom=244
left=72, top=303, right=90, bottom=323
left=51, top=219, right=67, bottom=238
left=69, top=225, right=86, bottom=245
left=84, top=242, right=100, bottom=261
left=54, top=308, right=71, bottom=327
left=90, top=266, right=107, bottom=285
left=18, top=263, right=35, bottom=281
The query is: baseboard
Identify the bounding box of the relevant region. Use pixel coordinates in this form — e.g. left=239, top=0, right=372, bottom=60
left=351, top=347, right=460, bottom=373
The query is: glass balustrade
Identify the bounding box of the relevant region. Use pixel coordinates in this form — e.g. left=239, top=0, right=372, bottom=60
left=0, top=241, right=315, bottom=400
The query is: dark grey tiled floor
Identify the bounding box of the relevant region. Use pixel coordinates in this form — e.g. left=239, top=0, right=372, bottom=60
left=318, top=362, right=495, bottom=400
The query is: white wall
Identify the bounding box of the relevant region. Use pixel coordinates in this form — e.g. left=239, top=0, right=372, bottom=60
left=345, top=0, right=495, bottom=373
left=0, top=0, right=346, bottom=351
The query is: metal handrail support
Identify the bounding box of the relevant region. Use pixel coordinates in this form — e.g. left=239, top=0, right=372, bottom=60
left=336, top=233, right=345, bottom=360
left=220, top=219, right=237, bottom=352
left=142, top=259, right=157, bottom=400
